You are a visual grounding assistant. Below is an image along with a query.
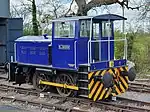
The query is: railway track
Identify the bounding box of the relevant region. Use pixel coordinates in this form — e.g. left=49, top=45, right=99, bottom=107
left=0, top=83, right=149, bottom=112
left=0, top=73, right=149, bottom=111
left=135, top=79, right=150, bottom=82
left=129, top=82, right=150, bottom=93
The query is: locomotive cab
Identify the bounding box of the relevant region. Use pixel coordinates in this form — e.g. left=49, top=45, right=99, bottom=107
left=51, top=14, right=127, bottom=71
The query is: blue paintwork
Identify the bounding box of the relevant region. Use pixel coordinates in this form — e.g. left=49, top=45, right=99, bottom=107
left=114, top=59, right=126, bottom=67
left=14, top=14, right=127, bottom=72
left=99, top=21, right=114, bottom=61
left=52, top=38, right=75, bottom=69
left=16, top=36, right=51, bottom=65
left=52, top=21, right=78, bottom=69
left=77, top=38, right=89, bottom=65
left=90, top=59, right=127, bottom=71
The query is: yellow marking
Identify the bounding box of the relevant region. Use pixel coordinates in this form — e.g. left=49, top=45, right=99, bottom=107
left=109, top=69, right=117, bottom=81
left=105, top=88, right=112, bottom=99
left=114, top=68, right=120, bottom=75
left=89, top=81, right=100, bottom=98
left=111, top=70, right=116, bottom=78
left=39, top=80, right=79, bottom=90
left=89, top=79, right=94, bottom=90
left=119, top=83, right=125, bottom=92
left=88, top=72, right=94, bottom=80
left=89, top=71, right=100, bottom=90
left=112, top=93, right=116, bottom=96
left=114, top=85, right=121, bottom=95
left=125, top=76, right=128, bottom=81
left=120, top=67, right=124, bottom=71
left=99, top=89, right=106, bottom=100
left=93, top=83, right=103, bottom=101
left=115, top=68, right=119, bottom=72
left=95, top=71, right=101, bottom=76
left=101, top=70, right=106, bottom=76
left=119, top=76, right=128, bottom=89
left=109, top=61, right=114, bottom=67
left=108, top=69, right=114, bottom=74
left=125, top=66, right=128, bottom=71
left=114, top=68, right=120, bottom=81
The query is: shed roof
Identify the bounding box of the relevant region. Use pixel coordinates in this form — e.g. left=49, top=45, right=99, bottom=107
left=51, top=14, right=127, bottom=22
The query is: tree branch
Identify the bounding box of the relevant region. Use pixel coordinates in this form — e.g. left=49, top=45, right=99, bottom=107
left=74, top=0, right=141, bottom=16
left=64, top=0, right=75, bottom=16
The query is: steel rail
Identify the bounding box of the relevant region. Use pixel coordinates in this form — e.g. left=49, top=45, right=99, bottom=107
left=129, top=82, right=150, bottom=93
left=0, top=84, right=149, bottom=112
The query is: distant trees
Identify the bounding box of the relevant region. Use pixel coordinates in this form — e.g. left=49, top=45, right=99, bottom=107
left=140, top=0, right=150, bottom=33
left=10, top=0, right=39, bottom=35
left=31, top=0, right=39, bottom=35
left=10, top=0, right=67, bottom=35
left=140, top=0, right=150, bottom=19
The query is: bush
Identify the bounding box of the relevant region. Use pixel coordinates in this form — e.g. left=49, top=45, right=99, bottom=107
left=114, top=30, right=150, bottom=77
left=131, top=35, right=150, bottom=77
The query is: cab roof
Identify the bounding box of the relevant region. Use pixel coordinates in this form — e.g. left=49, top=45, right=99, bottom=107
left=51, top=14, right=127, bottom=22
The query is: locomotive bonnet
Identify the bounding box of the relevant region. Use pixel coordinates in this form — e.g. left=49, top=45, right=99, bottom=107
left=8, top=14, right=136, bottom=101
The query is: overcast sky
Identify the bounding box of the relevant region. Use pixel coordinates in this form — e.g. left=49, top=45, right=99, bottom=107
left=10, top=0, right=148, bottom=32
left=10, top=0, right=140, bottom=20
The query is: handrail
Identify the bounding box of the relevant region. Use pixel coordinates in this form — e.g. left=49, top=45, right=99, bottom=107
left=88, top=40, right=90, bottom=66
left=88, top=38, right=127, bottom=64
left=74, top=41, right=77, bottom=69
left=90, top=39, right=126, bottom=42
left=14, top=43, right=16, bottom=62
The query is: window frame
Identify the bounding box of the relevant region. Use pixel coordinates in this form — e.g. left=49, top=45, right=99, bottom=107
left=54, top=21, right=75, bottom=38
left=80, top=20, right=91, bottom=38
left=102, top=21, right=113, bottom=37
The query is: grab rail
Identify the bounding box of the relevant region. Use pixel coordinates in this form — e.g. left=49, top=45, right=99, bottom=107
left=74, top=41, right=77, bottom=69
left=88, top=38, right=127, bottom=64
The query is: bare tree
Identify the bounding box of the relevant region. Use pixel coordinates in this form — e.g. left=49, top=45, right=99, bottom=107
left=140, top=0, right=150, bottom=19
left=31, top=0, right=39, bottom=35
left=11, top=0, right=67, bottom=35
left=69, top=0, right=140, bottom=16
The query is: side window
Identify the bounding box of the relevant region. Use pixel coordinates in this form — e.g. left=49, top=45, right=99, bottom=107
left=55, top=21, right=75, bottom=38
left=102, top=21, right=112, bottom=37
left=80, top=20, right=90, bottom=37
left=93, top=23, right=99, bottom=40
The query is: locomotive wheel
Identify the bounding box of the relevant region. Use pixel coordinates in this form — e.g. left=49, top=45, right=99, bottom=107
left=33, top=71, right=49, bottom=92
left=56, top=73, right=74, bottom=97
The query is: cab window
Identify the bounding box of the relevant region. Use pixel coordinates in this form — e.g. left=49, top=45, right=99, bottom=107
left=93, top=23, right=99, bottom=40
left=80, top=20, right=91, bottom=37
left=102, top=21, right=112, bottom=37
left=55, top=21, right=75, bottom=38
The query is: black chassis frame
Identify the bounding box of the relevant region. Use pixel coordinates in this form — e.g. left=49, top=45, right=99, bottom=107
left=8, top=62, right=78, bottom=85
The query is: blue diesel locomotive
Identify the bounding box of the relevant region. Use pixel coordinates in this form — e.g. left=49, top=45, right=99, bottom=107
left=8, top=14, right=136, bottom=101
